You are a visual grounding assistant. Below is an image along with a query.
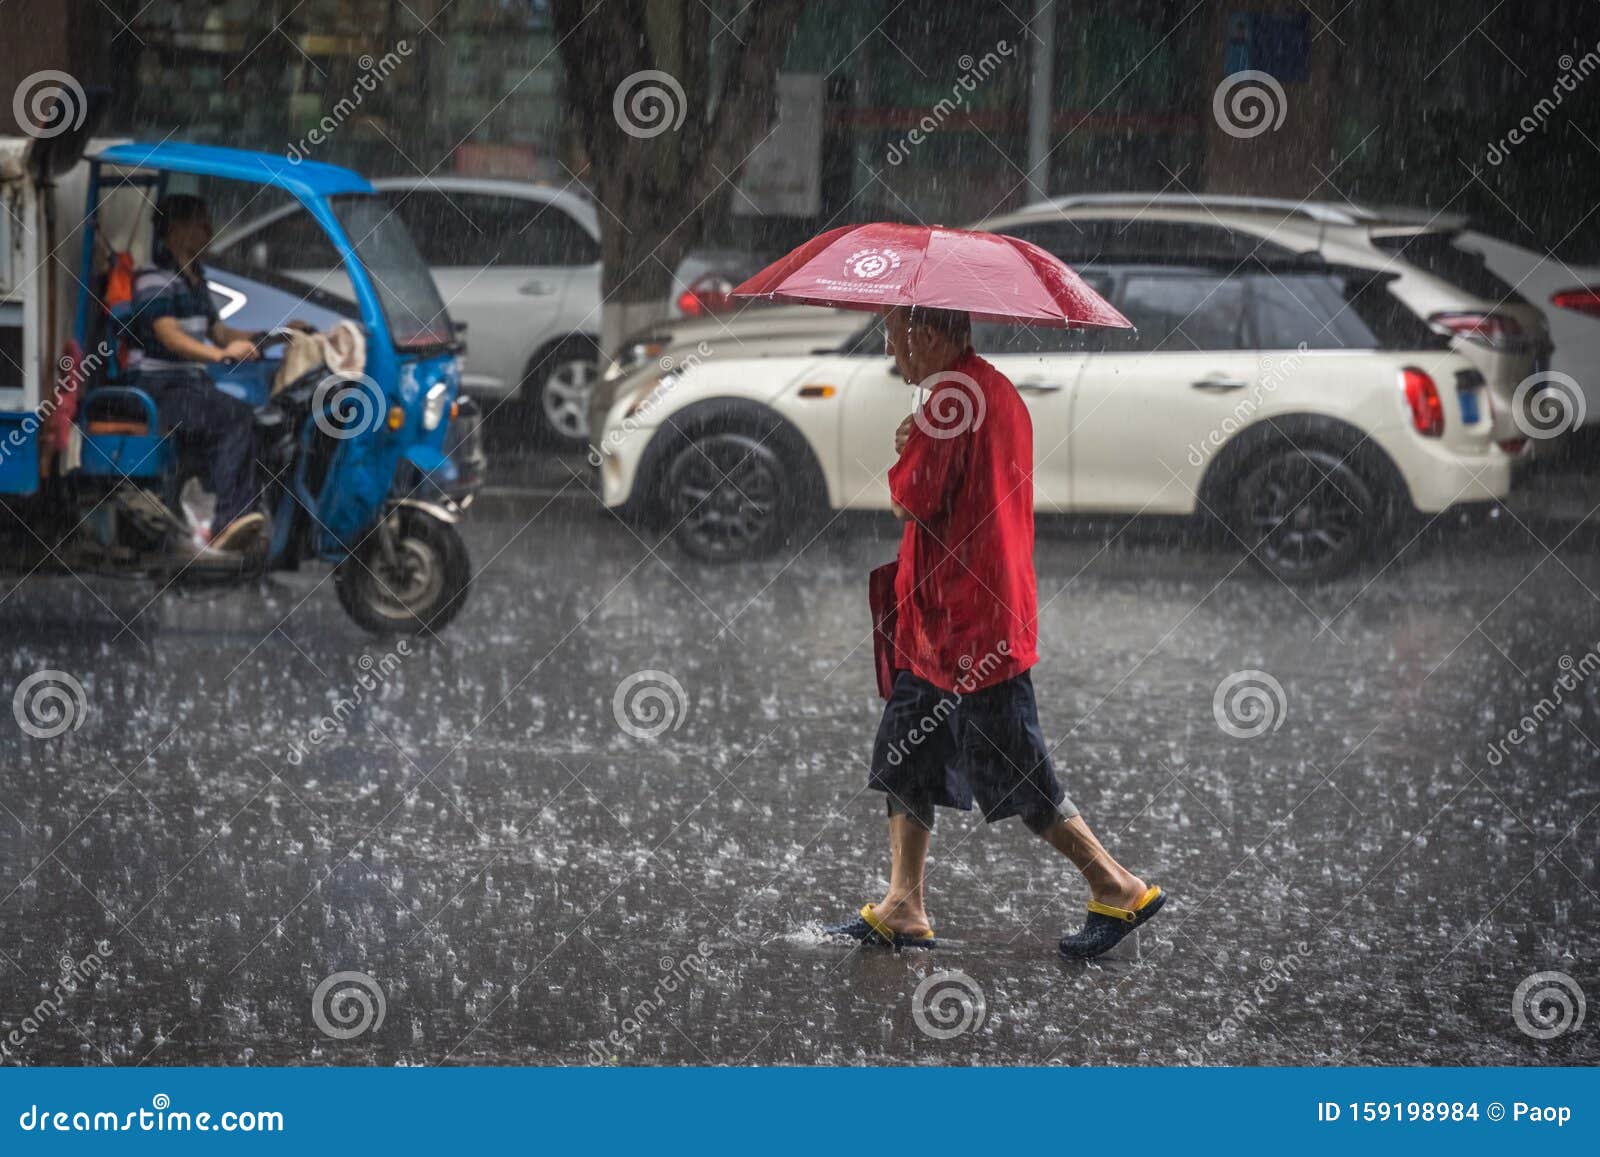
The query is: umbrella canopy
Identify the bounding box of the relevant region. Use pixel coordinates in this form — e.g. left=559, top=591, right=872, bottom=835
left=730, top=222, right=1131, bottom=329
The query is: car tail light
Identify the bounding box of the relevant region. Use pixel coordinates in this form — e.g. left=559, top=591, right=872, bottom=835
left=1498, top=438, right=1528, bottom=455
left=1550, top=287, right=1600, bottom=318
left=1428, top=311, right=1524, bottom=350
left=1400, top=367, right=1445, bottom=437
left=677, top=274, right=736, bottom=317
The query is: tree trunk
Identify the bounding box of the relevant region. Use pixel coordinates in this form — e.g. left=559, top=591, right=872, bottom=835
left=553, top=0, right=806, bottom=352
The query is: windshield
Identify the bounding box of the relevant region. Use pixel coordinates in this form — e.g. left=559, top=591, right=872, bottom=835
left=330, top=195, right=454, bottom=351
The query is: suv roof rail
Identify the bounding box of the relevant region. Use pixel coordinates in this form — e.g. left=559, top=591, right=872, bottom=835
left=1030, top=192, right=1371, bottom=225
left=1026, top=193, right=1472, bottom=232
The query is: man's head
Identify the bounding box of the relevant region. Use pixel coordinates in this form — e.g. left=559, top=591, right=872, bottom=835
left=885, top=305, right=972, bottom=384
left=155, top=194, right=212, bottom=264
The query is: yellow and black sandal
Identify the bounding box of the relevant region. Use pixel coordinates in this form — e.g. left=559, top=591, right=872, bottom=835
left=1058, top=886, right=1165, bottom=960
left=827, top=903, right=937, bottom=949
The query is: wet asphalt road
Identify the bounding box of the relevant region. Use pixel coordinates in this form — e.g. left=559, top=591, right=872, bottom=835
left=2, top=463, right=1597, bottom=1067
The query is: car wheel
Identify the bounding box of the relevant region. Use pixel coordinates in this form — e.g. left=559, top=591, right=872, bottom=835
left=1233, top=446, right=1386, bottom=582
left=521, top=338, right=599, bottom=451
left=664, top=430, right=795, bottom=562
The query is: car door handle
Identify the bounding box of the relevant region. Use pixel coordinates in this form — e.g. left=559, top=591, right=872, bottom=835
left=1015, top=379, right=1065, bottom=393
left=519, top=280, right=556, bottom=296
left=1191, top=375, right=1249, bottom=392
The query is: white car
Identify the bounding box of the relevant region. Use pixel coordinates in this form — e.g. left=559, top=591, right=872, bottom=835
left=596, top=253, right=1512, bottom=583
left=981, top=195, right=1552, bottom=449
left=216, top=177, right=604, bottom=448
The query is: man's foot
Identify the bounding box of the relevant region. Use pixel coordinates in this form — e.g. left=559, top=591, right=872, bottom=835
left=826, top=902, right=936, bottom=948
left=1090, top=874, right=1149, bottom=912
left=866, top=895, right=932, bottom=940
left=209, top=512, right=265, bottom=553
left=1059, top=885, right=1166, bottom=960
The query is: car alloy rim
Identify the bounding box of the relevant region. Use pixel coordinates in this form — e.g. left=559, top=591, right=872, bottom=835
left=1247, top=458, right=1363, bottom=572
left=541, top=358, right=595, bottom=439
left=673, top=435, right=780, bottom=555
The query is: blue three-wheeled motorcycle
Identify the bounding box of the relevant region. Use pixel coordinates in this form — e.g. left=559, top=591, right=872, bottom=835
left=0, top=129, right=482, bottom=633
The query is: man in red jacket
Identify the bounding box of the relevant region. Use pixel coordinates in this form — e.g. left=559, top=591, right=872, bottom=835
left=834, top=305, right=1165, bottom=959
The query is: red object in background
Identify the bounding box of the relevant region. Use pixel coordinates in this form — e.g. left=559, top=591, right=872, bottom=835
left=104, top=251, right=135, bottom=308
left=1550, top=286, right=1600, bottom=318
left=41, top=339, right=84, bottom=473
left=731, top=222, right=1131, bottom=329
left=103, top=252, right=137, bottom=372
left=676, top=274, right=738, bottom=318
left=1400, top=367, right=1445, bottom=437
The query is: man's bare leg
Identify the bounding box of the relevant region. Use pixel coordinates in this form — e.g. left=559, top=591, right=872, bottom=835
left=869, top=813, right=934, bottom=937
left=1041, top=814, right=1148, bottom=910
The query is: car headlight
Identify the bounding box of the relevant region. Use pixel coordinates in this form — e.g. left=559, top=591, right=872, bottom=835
left=604, top=334, right=671, bottom=382
left=422, top=381, right=450, bottom=430
left=614, top=372, right=678, bottom=421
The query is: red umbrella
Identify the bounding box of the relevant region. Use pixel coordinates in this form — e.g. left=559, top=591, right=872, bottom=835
left=730, top=221, right=1130, bottom=329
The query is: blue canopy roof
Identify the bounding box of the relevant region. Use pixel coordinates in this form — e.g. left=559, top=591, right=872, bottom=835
left=91, top=141, right=374, bottom=201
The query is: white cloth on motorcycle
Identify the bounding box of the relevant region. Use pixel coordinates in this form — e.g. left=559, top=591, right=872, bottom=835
left=271, top=321, right=366, bottom=396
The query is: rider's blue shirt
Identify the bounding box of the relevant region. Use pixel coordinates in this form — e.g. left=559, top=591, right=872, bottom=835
left=128, top=256, right=220, bottom=375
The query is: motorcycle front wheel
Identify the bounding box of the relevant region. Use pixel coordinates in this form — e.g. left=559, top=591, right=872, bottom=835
left=335, top=508, right=470, bottom=634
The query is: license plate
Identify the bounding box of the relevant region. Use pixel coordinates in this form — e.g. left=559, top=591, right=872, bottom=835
left=1458, top=388, right=1481, bottom=424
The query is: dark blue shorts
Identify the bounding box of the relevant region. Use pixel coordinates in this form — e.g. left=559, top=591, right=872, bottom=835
left=868, top=669, right=1076, bottom=833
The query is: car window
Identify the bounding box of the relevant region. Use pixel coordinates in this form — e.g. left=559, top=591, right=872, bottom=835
left=521, top=208, right=601, bottom=266
left=1251, top=270, right=1449, bottom=351
left=974, top=323, right=1098, bottom=355
left=1114, top=271, right=1249, bottom=352
left=234, top=208, right=342, bottom=270
left=1006, top=219, right=1299, bottom=265
left=1371, top=230, right=1524, bottom=303
left=1250, top=273, right=1372, bottom=348
left=386, top=191, right=598, bottom=267
left=384, top=191, right=483, bottom=265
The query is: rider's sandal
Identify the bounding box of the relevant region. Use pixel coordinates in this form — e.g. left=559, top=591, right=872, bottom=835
left=1058, top=885, right=1166, bottom=960
left=827, top=903, right=937, bottom=949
